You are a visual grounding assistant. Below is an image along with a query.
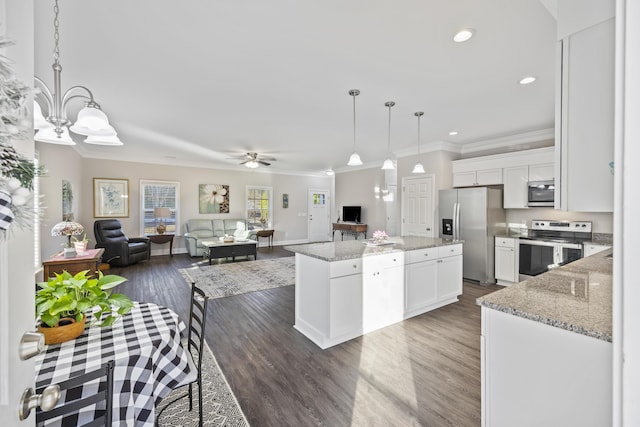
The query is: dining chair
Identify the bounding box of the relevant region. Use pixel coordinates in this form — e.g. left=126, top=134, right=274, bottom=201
left=36, top=360, right=114, bottom=427
left=156, top=283, right=209, bottom=427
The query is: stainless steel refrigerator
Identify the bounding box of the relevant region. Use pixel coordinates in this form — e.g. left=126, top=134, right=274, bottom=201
left=439, top=187, right=505, bottom=284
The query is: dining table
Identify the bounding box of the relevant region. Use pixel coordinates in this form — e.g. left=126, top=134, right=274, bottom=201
left=34, top=301, right=196, bottom=426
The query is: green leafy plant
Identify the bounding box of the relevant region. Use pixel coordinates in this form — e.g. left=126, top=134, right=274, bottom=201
left=36, top=270, right=133, bottom=328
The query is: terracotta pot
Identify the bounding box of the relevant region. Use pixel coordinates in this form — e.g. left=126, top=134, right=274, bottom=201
left=38, top=316, right=86, bottom=345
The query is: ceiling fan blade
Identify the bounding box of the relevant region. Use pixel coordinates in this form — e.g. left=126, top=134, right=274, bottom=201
left=259, top=161, right=271, bottom=166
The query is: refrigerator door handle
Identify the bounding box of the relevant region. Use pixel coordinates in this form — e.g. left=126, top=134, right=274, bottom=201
left=454, top=202, right=460, bottom=241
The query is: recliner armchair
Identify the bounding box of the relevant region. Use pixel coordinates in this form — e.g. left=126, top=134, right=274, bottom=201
left=94, top=219, right=150, bottom=267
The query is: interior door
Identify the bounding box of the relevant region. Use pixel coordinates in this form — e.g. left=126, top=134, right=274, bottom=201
left=1, top=1, right=38, bottom=424
left=308, top=189, right=330, bottom=242
left=402, top=175, right=435, bottom=237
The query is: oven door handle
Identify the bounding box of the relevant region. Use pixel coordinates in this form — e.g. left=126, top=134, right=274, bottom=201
left=519, top=240, right=582, bottom=250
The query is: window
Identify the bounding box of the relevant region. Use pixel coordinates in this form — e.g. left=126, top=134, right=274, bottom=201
left=246, top=186, right=272, bottom=229
left=140, top=180, right=180, bottom=235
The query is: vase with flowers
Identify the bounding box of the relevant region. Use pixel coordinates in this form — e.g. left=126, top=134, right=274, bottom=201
left=51, top=221, right=84, bottom=258
left=372, top=230, right=389, bottom=245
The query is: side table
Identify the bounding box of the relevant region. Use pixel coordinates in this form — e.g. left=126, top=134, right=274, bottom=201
left=42, top=248, right=105, bottom=279
left=256, top=229, right=274, bottom=248
left=148, top=233, right=175, bottom=256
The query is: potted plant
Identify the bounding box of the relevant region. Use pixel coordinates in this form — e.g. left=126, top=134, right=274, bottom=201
left=35, top=270, right=133, bottom=344
left=71, top=232, right=90, bottom=253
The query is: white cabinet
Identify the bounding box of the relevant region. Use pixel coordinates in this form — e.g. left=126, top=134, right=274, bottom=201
left=503, top=166, right=528, bottom=209
left=583, top=243, right=611, bottom=257
left=437, top=248, right=463, bottom=300
left=503, top=163, right=555, bottom=209
left=405, top=249, right=438, bottom=314
left=453, top=169, right=502, bottom=187
left=362, top=253, right=404, bottom=333
left=556, top=18, right=614, bottom=212
left=494, top=237, right=519, bottom=285
left=404, top=244, right=463, bottom=317
left=481, top=308, right=612, bottom=426
left=529, top=163, right=554, bottom=181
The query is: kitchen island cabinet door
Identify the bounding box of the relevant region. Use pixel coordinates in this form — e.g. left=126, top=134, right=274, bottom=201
left=362, top=253, right=404, bottom=333
left=404, top=259, right=438, bottom=316
left=329, top=273, right=363, bottom=340
left=437, top=253, right=463, bottom=301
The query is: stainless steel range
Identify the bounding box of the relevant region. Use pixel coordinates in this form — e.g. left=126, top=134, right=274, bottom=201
left=519, top=220, right=592, bottom=279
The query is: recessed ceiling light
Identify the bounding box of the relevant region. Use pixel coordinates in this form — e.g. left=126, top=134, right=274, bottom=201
left=519, top=76, right=537, bottom=85
left=453, top=29, right=475, bottom=43
left=325, top=169, right=335, bottom=176
left=449, top=131, right=458, bottom=136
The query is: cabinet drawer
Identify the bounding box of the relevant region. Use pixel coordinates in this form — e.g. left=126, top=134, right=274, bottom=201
left=495, top=237, right=516, bottom=248
left=439, top=244, right=462, bottom=258
left=405, top=248, right=439, bottom=264
left=330, top=258, right=362, bottom=278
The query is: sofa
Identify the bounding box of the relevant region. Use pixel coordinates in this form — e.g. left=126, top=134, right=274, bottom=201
left=184, top=219, right=257, bottom=257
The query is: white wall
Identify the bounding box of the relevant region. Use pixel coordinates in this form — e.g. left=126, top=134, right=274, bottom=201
left=506, top=208, right=613, bottom=234
left=335, top=167, right=388, bottom=237
left=36, top=143, right=332, bottom=259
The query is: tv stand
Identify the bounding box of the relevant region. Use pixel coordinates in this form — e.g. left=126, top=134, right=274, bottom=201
left=332, top=222, right=367, bottom=241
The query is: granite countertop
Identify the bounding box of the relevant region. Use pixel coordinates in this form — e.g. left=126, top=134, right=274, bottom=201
left=477, top=249, right=613, bottom=342
left=284, top=236, right=461, bottom=262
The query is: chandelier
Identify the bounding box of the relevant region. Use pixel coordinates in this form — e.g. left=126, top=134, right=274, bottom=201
left=33, top=0, right=122, bottom=146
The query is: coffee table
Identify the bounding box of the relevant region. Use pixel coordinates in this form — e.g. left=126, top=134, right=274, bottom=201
left=201, top=239, right=258, bottom=265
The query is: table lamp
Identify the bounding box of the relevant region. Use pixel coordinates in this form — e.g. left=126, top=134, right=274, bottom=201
left=51, top=221, right=84, bottom=258
left=154, top=208, right=171, bottom=234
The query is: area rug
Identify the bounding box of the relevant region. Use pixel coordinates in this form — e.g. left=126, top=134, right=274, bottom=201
left=178, top=257, right=295, bottom=299
left=155, top=343, right=249, bottom=426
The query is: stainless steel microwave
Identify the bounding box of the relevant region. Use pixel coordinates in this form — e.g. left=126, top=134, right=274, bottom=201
left=527, top=180, right=555, bottom=207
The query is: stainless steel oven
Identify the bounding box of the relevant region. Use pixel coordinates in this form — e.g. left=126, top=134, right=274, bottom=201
left=519, top=239, right=583, bottom=277
left=518, top=220, right=592, bottom=279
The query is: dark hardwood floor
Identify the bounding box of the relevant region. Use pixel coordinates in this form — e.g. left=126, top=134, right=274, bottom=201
left=110, top=247, right=501, bottom=427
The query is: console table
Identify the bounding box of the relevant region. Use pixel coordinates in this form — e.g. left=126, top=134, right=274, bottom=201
left=332, top=223, right=367, bottom=240
left=42, top=248, right=105, bottom=279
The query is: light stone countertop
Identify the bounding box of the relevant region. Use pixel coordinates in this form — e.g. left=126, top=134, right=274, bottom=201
left=477, top=249, right=613, bottom=342
left=284, top=236, right=461, bottom=262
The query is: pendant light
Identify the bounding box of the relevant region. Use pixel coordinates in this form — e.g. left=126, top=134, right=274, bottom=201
left=381, top=101, right=395, bottom=170
left=347, top=89, right=363, bottom=166
left=412, top=112, right=426, bottom=174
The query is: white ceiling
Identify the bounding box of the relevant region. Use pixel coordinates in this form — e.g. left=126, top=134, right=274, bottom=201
left=33, top=0, right=557, bottom=175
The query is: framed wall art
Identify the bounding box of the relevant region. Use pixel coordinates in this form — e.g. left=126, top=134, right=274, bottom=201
left=282, top=193, right=289, bottom=208
left=199, top=184, right=230, bottom=213
left=93, top=178, right=130, bottom=218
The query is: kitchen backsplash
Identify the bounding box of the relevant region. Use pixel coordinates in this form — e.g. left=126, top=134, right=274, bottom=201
left=505, top=208, right=613, bottom=234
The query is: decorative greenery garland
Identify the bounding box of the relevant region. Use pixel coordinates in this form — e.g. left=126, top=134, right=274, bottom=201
left=0, top=37, right=44, bottom=236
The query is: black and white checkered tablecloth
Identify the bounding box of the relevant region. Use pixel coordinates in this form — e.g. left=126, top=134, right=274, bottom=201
left=35, top=302, right=197, bottom=426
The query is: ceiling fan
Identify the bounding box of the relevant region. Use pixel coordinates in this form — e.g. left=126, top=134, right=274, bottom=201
left=231, top=152, right=277, bottom=168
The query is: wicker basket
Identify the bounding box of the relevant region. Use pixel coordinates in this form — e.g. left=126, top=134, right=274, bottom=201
left=38, top=316, right=86, bottom=345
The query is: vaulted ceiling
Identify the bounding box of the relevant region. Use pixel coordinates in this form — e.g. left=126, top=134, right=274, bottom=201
left=34, top=0, right=557, bottom=174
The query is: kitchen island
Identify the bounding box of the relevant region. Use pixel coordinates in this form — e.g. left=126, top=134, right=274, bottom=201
left=284, top=237, right=463, bottom=349
left=477, top=249, right=612, bottom=426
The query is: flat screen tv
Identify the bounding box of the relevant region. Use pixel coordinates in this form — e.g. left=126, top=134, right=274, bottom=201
left=342, top=206, right=362, bottom=223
